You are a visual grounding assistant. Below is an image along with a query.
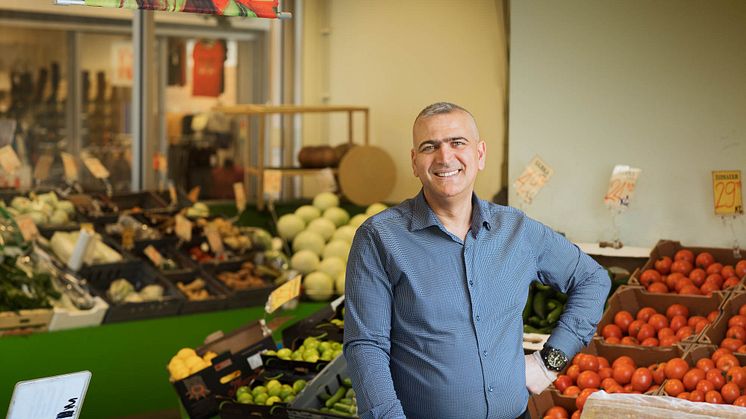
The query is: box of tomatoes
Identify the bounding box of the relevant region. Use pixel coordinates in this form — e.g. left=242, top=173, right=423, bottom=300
left=699, top=291, right=746, bottom=365
left=629, top=240, right=743, bottom=300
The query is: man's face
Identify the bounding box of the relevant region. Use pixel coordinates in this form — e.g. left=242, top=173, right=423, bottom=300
left=411, top=110, right=486, bottom=202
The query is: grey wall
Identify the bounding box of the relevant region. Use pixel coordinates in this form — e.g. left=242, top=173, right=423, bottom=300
left=510, top=1, right=746, bottom=248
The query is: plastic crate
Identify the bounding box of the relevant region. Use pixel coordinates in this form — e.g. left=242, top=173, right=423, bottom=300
left=165, top=270, right=230, bottom=315
left=106, top=191, right=170, bottom=211
left=218, top=369, right=316, bottom=419
left=204, top=260, right=276, bottom=309
left=287, top=356, right=358, bottom=419
left=281, top=301, right=344, bottom=350
left=81, top=261, right=184, bottom=323
left=49, top=296, right=109, bottom=331
left=134, top=241, right=198, bottom=276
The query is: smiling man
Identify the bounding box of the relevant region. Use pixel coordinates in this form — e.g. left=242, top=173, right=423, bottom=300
left=344, top=102, right=610, bottom=419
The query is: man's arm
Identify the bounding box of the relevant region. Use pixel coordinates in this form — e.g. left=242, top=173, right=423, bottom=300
left=531, top=221, right=611, bottom=359
left=343, top=225, right=406, bottom=419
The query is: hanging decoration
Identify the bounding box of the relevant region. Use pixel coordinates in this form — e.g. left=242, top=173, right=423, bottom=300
left=56, top=0, right=289, bottom=19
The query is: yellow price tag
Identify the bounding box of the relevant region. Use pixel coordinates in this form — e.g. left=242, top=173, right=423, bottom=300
left=712, top=170, right=743, bottom=215
left=143, top=245, right=164, bottom=267
left=265, top=274, right=302, bottom=314
left=513, top=156, right=553, bottom=205
left=60, top=152, right=79, bottom=181
left=82, top=156, right=110, bottom=179
left=233, top=182, right=247, bottom=212
left=263, top=169, right=282, bottom=199
left=33, top=155, right=53, bottom=181
left=175, top=214, right=193, bottom=242
left=14, top=214, right=39, bottom=242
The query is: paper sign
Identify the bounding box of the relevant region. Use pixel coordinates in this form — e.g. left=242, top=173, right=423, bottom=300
left=205, top=225, right=224, bottom=254
left=265, top=274, right=301, bottom=314
left=317, top=168, right=337, bottom=193
left=233, top=182, right=247, bottom=213
left=0, top=145, right=21, bottom=174
left=604, top=165, right=642, bottom=209
left=61, top=152, right=79, bottom=181
left=33, top=155, right=53, bottom=181
left=7, top=370, right=91, bottom=419
left=263, top=169, right=282, bottom=199
left=82, top=156, right=110, bottom=179
left=175, top=214, right=193, bottom=242
left=143, top=245, right=164, bottom=267
left=15, top=214, right=39, bottom=242
left=513, top=156, right=553, bottom=205
left=168, top=182, right=178, bottom=206
left=712, top=170, right=743, bottom=215
left=330, top=295, right=345, bottom=312
left=246, top=353, right=263, bottom=370
left=187, top=186, right=200, bottom=203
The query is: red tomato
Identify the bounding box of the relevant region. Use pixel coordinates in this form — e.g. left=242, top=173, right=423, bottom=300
left=544, top=406, right=569, bottom=419
left=726, top=366, right=746, bottom=388
left=612, top=356, right=636, bottom=369
left=575, top=388, right=598, bottom=411
left=636, top=307, right=657, bottom=322
left=567, top=364, right=581, bottom=381
left=676, top=326, right=694, bottom=340
left=689, top=316, right=708, bottom=328
left=637, top=324, right=657, bottom=342
left=601, top=324, right=623, bottom=340
left=647, top=313, right=669, bottom=331
left=689, top=268, right=707, bottom=287
left=716, top=354, right=740, bottom=372
left=735, top=260, right=746, bottom=278
left=605, top=336, right=621, bottom=344
left=688, top=389, right=705, bottom=402
left=577, top=370, right=601, bottom=389
left=721, top=338, right=744, bottom=353
left=631, top=368, right=653, bottom=392
left=721, top=382, right=740, bottom=404
left=620, top=336, right=639, bottom=346
left=666, top=304, right=689, bottom=320
left=598, top=367, right=613, bottom=381
left=704, top=273, right=724, bottom=289
left=613, top=311, right=634, bottom=332
left=700, top=281, right=721, bottom=296
left=651, top=362, right=667, bottom=384
left=659, top=335, right=680, bottom=346
left=682, top=368, right=705, bottom=391
left=679, top=285, right=702, bottom=295
left=613, top=364, right=635, bottom=385
left=664, top=358, right=689, bottom=380
left=577, top=354, right=599, bottom=372
left=563, top=385, right=581, bottom=397
left=730, top=315, right=746, bottom=329
left=664, top=378, right=685, bottom=396
left=600, top=377, right=618, bottom=390
left=640, top=337, right=659, bottom=347
left=696, top=379, right=715, bottom=394
left=553, top=375, right=573, bottom=393
left=657, top=327, right=675, bottom=339
left=695, top=252, right=715, bottom=269
left=666, top=273, right=685, bottom=290
left=671, top=260, right=693, bottom=276
left=639, top=269, right=662, bottom=287
left=707, top=311, right=720, bottom=323
left=721, top=265, right=736, bottom=278
left=705, top=389, right=723, bottom=404
left=670, top=315, right=687, bottom=332
left=723, top=277, right=741, bottom=289
left=706, top=263, right=723, bottom=275
left=674, top=249, right=695, bottom=263
left=712, top=348, right=733, bottom=363
left=628, top=320, right=645, bottom=337
left=647, top=282, right=668, bottom=293
left=733, top=395, right=746, bottom=407
left=655, top=256, right=673, bottom=274
left=696, top=358, right=715, bottom=373
left=706, top=369, right=725, bottom=391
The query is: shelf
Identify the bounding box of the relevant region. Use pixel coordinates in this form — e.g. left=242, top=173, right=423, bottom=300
left=246, top=166, right=338, bottom=176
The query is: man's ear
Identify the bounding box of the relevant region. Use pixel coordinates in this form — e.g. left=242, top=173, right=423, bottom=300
left=477, top=141, right=486, bottom=171
left=411, top=148, right=418, bottom=177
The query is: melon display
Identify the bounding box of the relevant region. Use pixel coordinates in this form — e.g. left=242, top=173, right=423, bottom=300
left=294, top=205, right=321, bottom=224
left=312, top=192, right=339, bottom=212
left=292, top=231, right=326, bottom=256
left=323, top=207, right=350, bottom=227
left=277, top=214, right=306, bottom=241
left=303, top=271, right=334, bottom=301
left=291, top=250, right=320, bottom=275
left=307, top=218, right=336, bottom=242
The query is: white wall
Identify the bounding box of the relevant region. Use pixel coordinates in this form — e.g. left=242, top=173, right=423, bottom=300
left=510, top=0, right=746, bottom=248
left=302, top=0, right=507, bottom=202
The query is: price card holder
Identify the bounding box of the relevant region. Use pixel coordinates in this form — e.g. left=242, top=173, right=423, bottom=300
left=265, top=274, right=301, bottom=314
left=15, top=214, right=39, bottom=242
left=82, top=156, right=110, bottom=179
left=0, top=145, right=21, bottom=174
left=205, top=225, right=224, bottom=255
left=33, top=155, right=53, bottom=181
left=143, top=245, right=164, bottom=267
left=175, top=214, right=193, bottom=242
left=233, top=182, right=247, bottom=213
left=7, top=371, right=92, bottom=419
left=712, top=170, right=743, bottom=215
left=604, top=165, right=642, bottom=211
left=512, top=156, right=553, bottom=207
left=317, top=168, right=337, bottom=193
left=60, top=152, right=79, bottom=182
left=263, top=169, right=282, bottom=200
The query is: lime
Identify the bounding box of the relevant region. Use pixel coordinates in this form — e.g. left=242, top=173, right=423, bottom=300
left=291, top=352, right=303, bottom=361
left=318, top=342, right=332, bottom=353
left=264, top=350, right=277, bottom=356
left=268, top=386, right=282, bottom=397
left=283, top=394, right=296, bottom=403
left=237, top=393, right=253, bottom=404
left=236, top=386, right=251, bottom=397
left=276, top=348, right=292, bottom=360
left=320, top=351, right=334, bottom=361
left=266, top=379, right=282, bottom=390
left=292, top=379, right=307, bottom=393
left=303, top=337, right=319, bottom=349
left=279, top=384, right=294, bottom=399
left=254, top=393, right=268, bottom=405
left=265, top=395, right=282, bottom=406
left=303, top=352, right=319, bottom=363
left=330, top=342, right=342, bottom=351
left=251, top=385, right=268, bottom=397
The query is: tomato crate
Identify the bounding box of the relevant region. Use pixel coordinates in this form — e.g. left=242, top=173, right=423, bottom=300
left=529, top=389, right=578, bottom=419
left=164, top=270, right=231, bottom=315
left=287, top=355, right=359, bottom=419
left=0, top=308, right=53, bottom=336
left=699, top=290, right=746, bottom=365
left=596, top=286, right=722, bottom=349
left=172, top=322, right=277, bottom=419
left=628, top=240, right=743, bottom=300
left=281, top=298, right=344, bottom=350
left=203, top=260, right=276, bottom=309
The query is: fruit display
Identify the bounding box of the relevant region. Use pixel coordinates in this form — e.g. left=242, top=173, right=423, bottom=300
left=185, top=202, right=210, bottom=219
left=542, top=405, right=577, bottom=419
left=104, top=215, right=163, bottom=242
left=167, top=347, right=218, bottom=381
left=265, top=337, right=343, bottom=364
left=636, top=248, right=743, bottom=295
left=523, top=282, right=568, bottom=334
left=710, top=304, right=746, bottom=355
left=106, top=278, right=164, bottom=303
left=176, top=277, right=212, bottom=301
left=600, top=304, right=717, bottom=347
left=3, top=191, right=76, bottom=226
left=215, top=261, right=268, bottom=290
left=48, top=230, right=123, bottom=265
left=232, top=377, right=307, bottom=406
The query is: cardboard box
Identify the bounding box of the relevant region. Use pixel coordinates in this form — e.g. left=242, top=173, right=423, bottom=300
left=281, top=298, right=344, bottom=350
left=628, top=240, right=742, bottom=300
left=597, top=286, right=722, bottom=349
left=287, top=355, right=358, bottom=419
left=0, top=308, right=53, bottom=336
left=529, top=389, right=577, bottom=419
left=172, top=321, right=278, bottom=419
left=699, top=291, right=746, bottom=365
left=49, top=296, right=109, bottom=331
left=582, top=391, right=746, bottom=418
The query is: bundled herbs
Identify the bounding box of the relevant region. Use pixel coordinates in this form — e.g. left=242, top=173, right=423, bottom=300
left=0, top=254, right=60, bottom=311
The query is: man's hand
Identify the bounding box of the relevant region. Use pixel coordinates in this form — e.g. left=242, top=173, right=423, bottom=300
left=525, top=350, right=557, bottom=394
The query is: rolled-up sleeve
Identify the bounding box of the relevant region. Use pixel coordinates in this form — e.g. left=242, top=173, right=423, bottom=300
left=530, top=221, right=611, bottom=358
left=344, top=224, right=406, bottom=419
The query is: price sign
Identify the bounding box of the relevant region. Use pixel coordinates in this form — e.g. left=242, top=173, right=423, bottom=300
left=233, top=182, right=247, bottom=213
left=33, top=155, right=53, bottom=181
left=187, top=186, right=200, bottom=203
left=175, top=214, right=193, bottom=242
left=263, top=169, right=282, bottom=199
left=0, top=145, right=21, bottom=174
left=513, top=156, right=553, bottom=205
left=205, top=225, right=224, bottom=254
left=143, top=245, right=164, bottom=267
left=712, top=170, right=743, bottom=215
left=14, top=214, right=39, bottom=242
left=603, top=165, right=641, bottom=210
left=265, top=274, right=301, bottom=314
left=317, top=168, right=337, bottom=193
left=82, top=156, right=110, bottom=179
left=7, top=371, right=91, bottom=419
left=60, top=152, right=79, bottom=181
left=168, top=181, right=178, bottom=206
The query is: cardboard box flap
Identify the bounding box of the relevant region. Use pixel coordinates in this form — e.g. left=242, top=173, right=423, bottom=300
left=197, top=320, right=272, bottom=357
left=582, top=391, right=746, bottom=418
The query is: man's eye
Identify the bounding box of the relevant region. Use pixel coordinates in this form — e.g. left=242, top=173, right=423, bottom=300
left=420, top=145, right=435, bottom=152
left=452, top=141, right=466, bottom=147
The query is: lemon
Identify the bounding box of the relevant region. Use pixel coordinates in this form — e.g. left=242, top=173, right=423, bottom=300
left=276, top=348, right=292, bottom=360
left=268, top=386, right=282, bottom=397
left=170, top=365, right=190, bottom=381
left=266, top=379, right=282, bottom=390
left=237, top=393, right=253, bottom=404
left=251, top=385, right=268, bottom=397
left=254, top=393, right=268, bottom=405
left=292, top=379, right=307, bottom=393
left=176, top=348, right=197, bottom=360
left=265, top=396, right=282, bottom=406
left=279, top=385, right=294, bottom=399
left=202, top=351, right=218, bottom=363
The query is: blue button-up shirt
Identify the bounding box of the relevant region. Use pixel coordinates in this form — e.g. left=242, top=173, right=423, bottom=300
left=344, top=191, right=610, bottom=419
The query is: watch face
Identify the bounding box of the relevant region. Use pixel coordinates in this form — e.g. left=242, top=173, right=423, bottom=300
left=543, top=347, right=568, bottom=371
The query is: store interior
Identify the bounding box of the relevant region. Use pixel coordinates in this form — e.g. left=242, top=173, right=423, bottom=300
left=1, top=1, right=745, bottom=418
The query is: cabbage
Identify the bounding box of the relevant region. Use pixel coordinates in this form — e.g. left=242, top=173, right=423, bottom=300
left=291, top=250, right=320, bottom=274
left=49, top=209, right=69, bottom=225
left=303, top=271, right=334, bottom=301
left=292, top=231, right=325, bottom=256
left=349, top=214, right=368, bottom=229
left=307, top=218, right=336, bottom=242
left=277, top=214, right=306, bottom=240
left=312, top=192, right=339, bottom=212
left=56, top=200, right=76, bottom=216
left=323, top=207, right=350, bottom=227
left=366, top=203, right=388, bottom=217
left=10, top=196, right=31, bottom=212
left=331, top=225, right=356, bottom=244
left=323, top=240, right=351, bottom=262
left=108, top=278, right=135, bottom=303
left=318, top=257, right=346, bottom=279
left=139, top=284, right=164, bottom=301
left=294, top=205, right=321, bottom=224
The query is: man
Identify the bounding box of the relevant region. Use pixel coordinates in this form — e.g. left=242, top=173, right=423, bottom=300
left=344, top=102, right=610, bottom=419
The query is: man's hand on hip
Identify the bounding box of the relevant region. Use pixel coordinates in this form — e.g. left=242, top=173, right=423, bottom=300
left=525, top=350, right=557, bottom=394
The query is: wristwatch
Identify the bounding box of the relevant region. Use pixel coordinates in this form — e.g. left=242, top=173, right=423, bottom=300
left=540, top=345, right=568, bottom=372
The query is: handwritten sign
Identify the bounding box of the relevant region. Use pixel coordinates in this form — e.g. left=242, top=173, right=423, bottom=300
left=265, top=274, right=301, bottom=314
left=513, top=156, right=553, bottom=205
left=205, top=225, right=224, bottom=254
left=175, top=214, right=193, bottom=242
left=187, top=186, right=200, bottom=203
left=263, top=169, right=282, bottom=199
left=233, top=182, right=247, bottom=213
left=7, top=371, right=91, bottom=419
left=0, top=145, right=21, bottom=174
left=712, top=170, right=743, bottom=215
left=603, top=165, right=641, bottom=210
left=33, top=155, right=53, bottom=181
left=15, top=215, right=39, bottom=242
left=83, top=156, right=110, bottom=179
left=317, top=168, right=337, bottom=193
left=143, top=245, right=164, bottom=267
left=60, top=152, right=79, bottom=181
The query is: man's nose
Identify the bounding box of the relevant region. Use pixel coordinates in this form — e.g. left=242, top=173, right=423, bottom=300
left=435, top=144, right=452, bottom=162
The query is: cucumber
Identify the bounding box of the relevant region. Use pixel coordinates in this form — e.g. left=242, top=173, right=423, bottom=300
left=325, top=387, right=347, bottom=408
left=333, top=402, right=357, bottom=414
left=546, top=305, right=563, bottom=324
left=342, top=377, right=353, bottom=387
left=532, top=291, right=548, bottom=319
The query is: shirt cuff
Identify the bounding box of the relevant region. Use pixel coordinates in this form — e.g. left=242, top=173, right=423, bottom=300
left=546, top=324, right=584, bottom=360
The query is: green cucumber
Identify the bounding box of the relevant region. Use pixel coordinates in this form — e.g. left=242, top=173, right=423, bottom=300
left=325, top=387, right=347, bottom=408
left=532, top=291, right=548, bottom=319
left=546, top=305, right=563, bottom=324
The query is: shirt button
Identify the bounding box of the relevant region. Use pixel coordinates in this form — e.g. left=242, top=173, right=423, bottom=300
left=483, top=350, right=487, bottom=357
left=488, top=386, right=494, bottom=392
left=475, top=315, right=480, bottom=321
left=469, top=280, right=474, bottom=286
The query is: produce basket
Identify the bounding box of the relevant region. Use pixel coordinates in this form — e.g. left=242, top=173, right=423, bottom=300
left=134, top=241, right=198, bottom=276
left=106, top=191, right=170, bottom=212
left=699, top=290, right=746, bottom=364
left=81, top=261, right=184, bottom=323
left=0, top=309, right=53, bottom=336
left=287, top=355, right=359, bottom=419
left=281, top=300, right=344, bottom=350
left=49, top=296, right=109, bottom=331
left=218, top=369, right=315, bottom=419
left=529, top=388, right=579, bottom=419
left=165, top=270, right=230, bottom=315
left=204, top=260, right=276, bottom=309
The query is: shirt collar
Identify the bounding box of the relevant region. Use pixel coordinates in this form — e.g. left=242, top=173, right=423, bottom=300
left=409, top=189, right=491, bottom=238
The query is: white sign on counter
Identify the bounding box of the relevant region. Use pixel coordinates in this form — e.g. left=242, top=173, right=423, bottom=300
left=7, top=371, right=91, bottom=419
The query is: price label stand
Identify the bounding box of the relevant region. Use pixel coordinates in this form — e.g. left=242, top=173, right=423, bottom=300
left=512, top=155, right=553, bottom=212
left=712, top=170, right=743, bottom=258
left=601, top=165, right=642, bottom=249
